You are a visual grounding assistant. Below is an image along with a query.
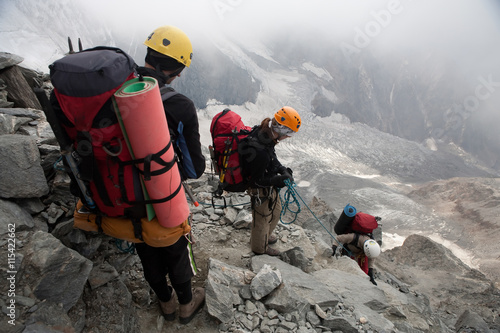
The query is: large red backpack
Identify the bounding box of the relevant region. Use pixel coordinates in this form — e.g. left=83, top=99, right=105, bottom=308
left=49, top=47, right=145, bottom=218
left=209, top=109, right=253, bottom=193
left=351, top=212, right=379, bottom=234
left=334, top=204, right=379, bottom=235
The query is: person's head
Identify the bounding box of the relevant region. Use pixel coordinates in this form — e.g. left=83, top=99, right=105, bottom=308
left=271, top=106, right=301, bottom=140
left=363, top=239, right=381, bottom=258
left=143, top=25, right=193, bottom=83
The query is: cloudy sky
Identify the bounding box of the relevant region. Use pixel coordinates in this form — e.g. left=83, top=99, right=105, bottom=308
left=2, top=0, right=499, bottom=78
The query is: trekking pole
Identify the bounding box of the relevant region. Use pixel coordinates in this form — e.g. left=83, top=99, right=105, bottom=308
left=219, top=140, right=232, bottom=184
left=183, top=182, right=199, bottom=207
left=34, top=88, right=96, bottom=209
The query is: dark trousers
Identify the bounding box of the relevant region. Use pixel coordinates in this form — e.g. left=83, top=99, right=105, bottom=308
left=135, top=235, right=196, bottom=304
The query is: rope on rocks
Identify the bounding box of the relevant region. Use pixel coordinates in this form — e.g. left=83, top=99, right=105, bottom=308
left=279, top=179, right=353, bottom=257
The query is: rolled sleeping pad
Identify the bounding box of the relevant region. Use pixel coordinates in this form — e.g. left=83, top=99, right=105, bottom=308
left=113, top=77, right=189, bottom=228
left=334, top=204, right=357, bottom=235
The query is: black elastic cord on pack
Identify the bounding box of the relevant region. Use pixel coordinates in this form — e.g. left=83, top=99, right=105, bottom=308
left=131, top=217, right=143, bottom=241
left=120, top=140, right=174, bottom=179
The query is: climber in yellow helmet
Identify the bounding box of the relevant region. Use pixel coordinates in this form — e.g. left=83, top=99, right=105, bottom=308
left=136, top=25, right=205, bottom=325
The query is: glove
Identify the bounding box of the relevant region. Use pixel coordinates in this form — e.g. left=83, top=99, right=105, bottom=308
left=270, top=175, right=288, bottom=188
left=368, top=268, right=377, bottom=286
left=282, top=167, right=294, bottom=183
left=278, top=166, right=294, bottom=182
left=332, top=245, right=342, bottom=258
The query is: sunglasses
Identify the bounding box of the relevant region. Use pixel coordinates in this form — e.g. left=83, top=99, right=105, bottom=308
left=272, top=123, right=296, bottom=137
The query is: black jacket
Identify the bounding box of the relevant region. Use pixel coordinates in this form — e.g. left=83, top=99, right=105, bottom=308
left=136, top=67, right=205, bottom=179
left=239, top=127, right=283, bottom=187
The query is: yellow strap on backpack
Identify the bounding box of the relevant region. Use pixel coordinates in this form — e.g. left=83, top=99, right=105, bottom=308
left=73, top=200, right=191, bottom=248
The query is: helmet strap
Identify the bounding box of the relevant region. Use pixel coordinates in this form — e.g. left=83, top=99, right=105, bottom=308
left=166, top=67, right=184, bottom=79
left=154, top=64, right=170, bottom=82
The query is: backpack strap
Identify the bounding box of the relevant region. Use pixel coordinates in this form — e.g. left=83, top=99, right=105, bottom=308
left=75, top=131, right=114, bottom=207
left=160, top=86, right=179, bottom=101
left=350, top=233, right=360, bottom=248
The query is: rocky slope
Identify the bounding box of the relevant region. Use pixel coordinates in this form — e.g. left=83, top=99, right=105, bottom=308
left=1, top=53, right=500, bottom=333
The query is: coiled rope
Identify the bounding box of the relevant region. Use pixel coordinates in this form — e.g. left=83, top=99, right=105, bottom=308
left=279, top=179, right=301, bottom=224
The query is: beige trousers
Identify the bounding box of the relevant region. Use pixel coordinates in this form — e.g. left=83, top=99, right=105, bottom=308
left=248, top=187, right=282, bottom=254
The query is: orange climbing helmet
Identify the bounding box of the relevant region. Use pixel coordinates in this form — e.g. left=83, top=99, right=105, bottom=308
left=274, top=106, right=301, bottom=133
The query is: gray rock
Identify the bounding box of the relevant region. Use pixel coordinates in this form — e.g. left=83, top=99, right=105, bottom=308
left=0, top=52, right=24, bottom=70
left=313, top=232, right=334, bottom=258
left=82, top=278, right=139, bottom=332
left=15, top=295, right=36, bottom=307
left=244, top=299, right=258, bottom=315
left=0, top=199, right=35, bottom=235
left=280, top=246, right=310, bottom=272
left=23, top=323, right=61, bottom=333
left=251, top=256, right=340, bottom=315
left=206, top=258, right=254, bottom=323
left=14, top=197, right=46, bottom=215
left=233, top=209, right=252, bottom=229
left=306, top=310, right=321, bottom=326
left=313, top=268, right=395, bottom=332
left=50, top=220, right=74, bottom=240
left=0, top=107, right=41, bottom=119
left=250, top=264, right=282, bottom=300
left=24, top=301, right=74, bottom=332
left=321, top=316, right=358, bottom=333
left=0, top=65, right=42, bottom=109
left=230, top=193, right=251, bottom=208
left=221, top=206, right=238, bottom=225
left=88, top=262, right=119, bottom=290
left=0, top=134, right=49, bottom=198
left=455, top=309, right=491, bottom=333
left=239, top=284, right=252, bottom=300
left=21, top=231, right=93, bottom=312
left=0, top=113, right=33, bottom=135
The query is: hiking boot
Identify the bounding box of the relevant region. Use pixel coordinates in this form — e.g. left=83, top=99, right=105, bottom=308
left=179, top=287, right=205, bottom=325
left=265, top=247, right=281, bottom=256
left=268, top=233, right=278, bottom=245
left=159, top=290, right=177, bottom=321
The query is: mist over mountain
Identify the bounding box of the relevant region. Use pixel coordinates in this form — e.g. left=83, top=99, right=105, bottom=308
left=2, top=0, right=499, bottom=170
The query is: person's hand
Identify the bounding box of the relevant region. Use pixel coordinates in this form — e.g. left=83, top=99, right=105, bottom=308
left=368, top=268, right=377, bottom=285
left=282, top=167, right=294, bottom=183
left=270, top=175, right=289, bottom=188
left=278, top=166, right=294, bottom=183
left=332, top=244, right=342, bottom=258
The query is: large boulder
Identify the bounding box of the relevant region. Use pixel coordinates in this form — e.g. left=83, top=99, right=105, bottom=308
left=0, top=134, right=49, bottom=198
left=0, top=64, right=41, bottom=109
left=19, top=231, right=93, bottom=312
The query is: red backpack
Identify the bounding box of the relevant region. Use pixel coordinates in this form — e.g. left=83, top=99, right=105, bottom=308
left=209, top=109, right=253, bottom=193
left=351, top=212, right=379, bottom=234
left=48, top=47, right=154, bottom=222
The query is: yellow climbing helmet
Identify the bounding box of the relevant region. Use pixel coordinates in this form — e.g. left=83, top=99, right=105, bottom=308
left=144, top=25, right=193, bottom=67
left=274, top=106, right=301, bottom=132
